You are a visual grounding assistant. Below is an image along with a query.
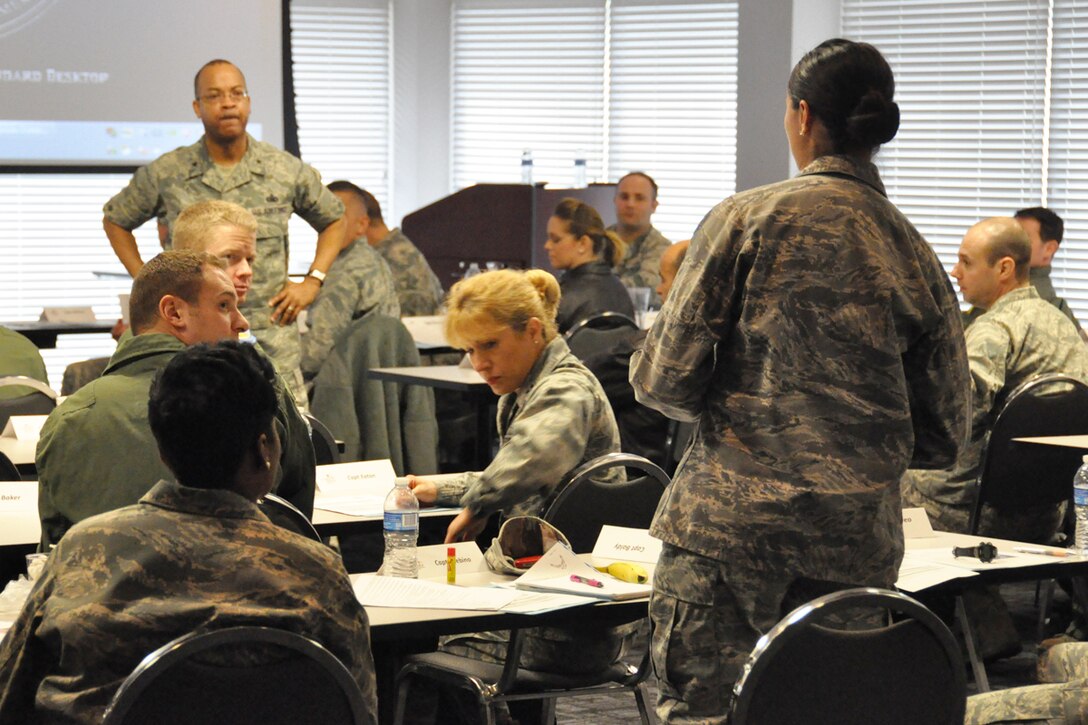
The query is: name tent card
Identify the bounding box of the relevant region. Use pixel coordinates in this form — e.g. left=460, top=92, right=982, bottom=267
left=313, top=460, right=397, bottom=516
left=416, top=541, right=485, bottom=580
left=902, top=507, right=937, bottom=539
left=0, top=483, right=37, bottom=512
left=40, top=307, right=97, bottom=323
left=591, top=525, right=662, bottom=563
left=1, top=415, right=48, bottom=440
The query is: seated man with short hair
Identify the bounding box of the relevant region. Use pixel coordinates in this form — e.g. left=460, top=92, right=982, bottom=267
left=0, top=341, right=377, bottom=724
left=36, top=250, right=316, bottom=549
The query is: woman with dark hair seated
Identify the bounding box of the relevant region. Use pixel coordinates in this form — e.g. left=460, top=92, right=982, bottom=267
left=0, top=342, right=378, bottom=724
left=546, top=197, right=635, bottom=333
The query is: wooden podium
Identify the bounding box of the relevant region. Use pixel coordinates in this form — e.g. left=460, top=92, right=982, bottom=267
left=401, top=182, right=617, bottom=290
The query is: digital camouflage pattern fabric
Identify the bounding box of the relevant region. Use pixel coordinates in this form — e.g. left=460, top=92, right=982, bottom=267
left=301, top=239, right=400, bottom=378
left=903, top=285, right=1088, bottom=540
left=0, top=480, right=378, bottom=725
left=36, top=333, right=315, bottom=548
left=373, top=227, right=444, bottom=317
left=611, top=224, right=672, bottom=304
left=965, top=642, right=1088, bottom=724
left=631, top=154, right=970, bottom=721
left=964, top=266, right=1082, bottom=333
left=103, top=133, right=344, bottom=403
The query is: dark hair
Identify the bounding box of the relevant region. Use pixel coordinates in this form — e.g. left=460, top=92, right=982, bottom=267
left=1014, top=206, right=1064, bottom=245
left=327, top=180, right=383, bottom=223
left=149, top=341, right=278, bottom=488
left=617, top=171, right=659, bottom=200
left=788, top=39, right=900, bottom=155
left=193, top=59, right=245, bottom=99
left=552, top=197, right=627, bottom=267
left=130, top=250, right=224, bottom=334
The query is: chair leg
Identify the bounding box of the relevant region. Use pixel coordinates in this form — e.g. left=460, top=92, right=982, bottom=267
left=539, top=697, right=557, bottom=725
left=956, top=595, right=990, bottom=692
left=392, top=673, right=411, bottom=725
left=633, top=682, right=655, bottom=725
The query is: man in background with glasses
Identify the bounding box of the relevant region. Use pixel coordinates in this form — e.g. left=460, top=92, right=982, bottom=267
left=102, top=59, right=346, bottom=411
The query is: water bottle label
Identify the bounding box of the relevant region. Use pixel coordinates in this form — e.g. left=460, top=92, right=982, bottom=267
left=384, top=511, right=418, bottom=531
left=1075, top=488, right=1088, bottom=507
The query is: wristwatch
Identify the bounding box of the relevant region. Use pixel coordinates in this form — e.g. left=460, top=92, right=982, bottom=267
left=306, top=268, right=327, bottom=286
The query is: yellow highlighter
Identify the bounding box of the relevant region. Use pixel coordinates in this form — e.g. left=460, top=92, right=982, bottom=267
left=447, top=546, right=457, bottom=584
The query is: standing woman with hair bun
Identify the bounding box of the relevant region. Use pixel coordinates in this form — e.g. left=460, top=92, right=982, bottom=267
left=631, top=39, right=971, bottom=721
left=546, top=197, right=636, bottom=333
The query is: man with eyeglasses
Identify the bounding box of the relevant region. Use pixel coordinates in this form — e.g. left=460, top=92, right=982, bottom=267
left=102, top=59, right=345, bottom=411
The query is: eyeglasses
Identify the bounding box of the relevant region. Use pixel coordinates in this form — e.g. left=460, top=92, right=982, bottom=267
left=197, top=89, right=249, bottom=105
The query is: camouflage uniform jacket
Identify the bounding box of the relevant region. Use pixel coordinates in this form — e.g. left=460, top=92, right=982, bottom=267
left=907, top=286, right=1088, bottom=506
left=0, top=480, right=378, bottom=725
left=301, top=239, right=401, bottom=378
left=36, top=333, right=315, bottom=548
left=631, top=154, right=970, bottom=618
left=374, top=228, right=445, bottom=317
left=964, top=266, right=1082, bottom=332
left=609, top=224, right=672, bottom=303
left=435, top=337, right=621, bottom=517
left=0, top=326, right=50, bottom=400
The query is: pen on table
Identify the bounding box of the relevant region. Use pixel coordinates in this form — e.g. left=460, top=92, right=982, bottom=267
left=570, top=574, right=603, bottom=588
left=1013, top=547, right=1070, bottom=558
left=447, top=546, right=457, bottom=584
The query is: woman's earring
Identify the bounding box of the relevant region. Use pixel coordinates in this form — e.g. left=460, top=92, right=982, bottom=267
left=264, top=459, right=271, bottom=470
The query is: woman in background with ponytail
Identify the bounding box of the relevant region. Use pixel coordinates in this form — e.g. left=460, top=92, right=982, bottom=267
left=631, top=39, right=970, bottom=721
left=545, top=197, right=635, bottom=333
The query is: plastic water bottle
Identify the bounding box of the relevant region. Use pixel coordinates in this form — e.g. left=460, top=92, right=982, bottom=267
left=1075, top=456, right=1088, bottom=556
left=573, top=149, right=587, bottom=188
left=520, top=149, right=534, bottom=184
left=382, top=479, right=419, bottom=578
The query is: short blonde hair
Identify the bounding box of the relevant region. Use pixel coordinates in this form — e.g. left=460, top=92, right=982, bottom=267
left=172, top=200, right=257, bottom=251
left=444, top=269, right=560, bottom=348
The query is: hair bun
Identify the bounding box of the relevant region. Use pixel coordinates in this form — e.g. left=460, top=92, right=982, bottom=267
left=847, top=90, right=899, bottom=147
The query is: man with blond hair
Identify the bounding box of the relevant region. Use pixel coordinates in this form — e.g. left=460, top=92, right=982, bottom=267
left=172, top=199, right=257, bottom=306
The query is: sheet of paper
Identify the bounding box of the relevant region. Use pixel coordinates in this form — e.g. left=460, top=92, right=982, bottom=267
left=906, top=546, right=1049, bottom=571
left=591, top=525, right=662, bottom=563
left=400, top=315, right=448, bottom=347
left=499, top=589, right=596, bottom=615
left=895, top=555, right=977, bottom=592
left=902, top=507, right=936, bottom=539
left=514, top=543, right=651, bottom=600
left=353, top=574, right=517, bottom=611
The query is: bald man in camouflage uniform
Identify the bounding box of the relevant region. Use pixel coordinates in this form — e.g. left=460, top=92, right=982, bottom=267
left=965, top=642, right=1088, bottom=724
left=631, top=155, right=970, bottom=722
left=903, top=218, right=1088, bottom=540
left=301, top=182, right=401, bottom=379
left=103, top=59, right=345, bottom=409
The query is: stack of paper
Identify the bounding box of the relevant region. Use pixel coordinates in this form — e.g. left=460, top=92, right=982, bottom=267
left=514, top=543, right=652, bottom=601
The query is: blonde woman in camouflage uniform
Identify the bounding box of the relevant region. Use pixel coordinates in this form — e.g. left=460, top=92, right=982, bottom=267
left=409, top=268, right=624, bottom=722
left=631, top=39, right=970, bottom=723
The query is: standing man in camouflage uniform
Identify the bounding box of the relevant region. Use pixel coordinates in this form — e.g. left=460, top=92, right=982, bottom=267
left=609, top=171, right=672, bottom=305
left=300, top=181, right=401, bottom=379
left=903, top=218, right=1088, bottom=539
left=337, top=183, right=444, bottom=317
left=631, top=40, right=970, bottom=722
left=102, top=59, right=345, bottom=410
left=0, top=342, right=377, bottom=724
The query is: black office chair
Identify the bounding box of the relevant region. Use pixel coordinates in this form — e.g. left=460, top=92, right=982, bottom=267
left=731, top=587, right=966, bottom=725
left=391, top=452, right=668, bottom=725
left=0, top=450, right=20, bottom=481
left=102, top=626, right=371, bottom=725
left=259, top=492, right=322, bottom=542
left=543, top=451, right=670, bottom=554
left=305, top=412, right=342, bottom=466
left=0, top=375, right=57, bottom=431
left=564, top=312, right=639, bottom=363
left=60, top=356, right=110, bottom=395
left=969, top=373, right=1088, bottom=538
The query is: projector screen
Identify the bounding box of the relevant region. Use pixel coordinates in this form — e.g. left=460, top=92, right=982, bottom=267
left=0, top=0, right=289, bottom=169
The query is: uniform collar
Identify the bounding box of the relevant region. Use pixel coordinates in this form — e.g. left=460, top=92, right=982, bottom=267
left=513, top=337, right=571, bottom=404
left=187, top=134, right=265, bottom=185
left=988, top=285, right=1039, bottom=313
left=103, top=332, right=186, bottom=375
left=798, top=155, right=887, bottom=197
left=140, top=479, right=272, bottom=522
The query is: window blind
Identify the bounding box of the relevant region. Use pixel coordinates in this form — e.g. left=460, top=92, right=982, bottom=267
left=842, top=0, right=1050, bottom=278
left=451, top=0, right=738, bottom=242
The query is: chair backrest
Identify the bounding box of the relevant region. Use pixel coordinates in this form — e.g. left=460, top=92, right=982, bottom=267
left=0, top=450, right=20, bottom=481
left=564, top=312, right=639, bottom=363
left=731, top=587, right=966, bottom=725
left=542, top=452, right=669, bottom=553
left=0, top=375, right=57, bottom=430
left=61, top=356, right=110, bottom=396
left=971, top=373, right=1088, bottom=533
left=103, top=626, right=370, bottom=725
left=663, top=419, right=695, bottom=477
left=260, top=493, right=322, bottom=542
left=306, top=412, right=342, bottom=466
